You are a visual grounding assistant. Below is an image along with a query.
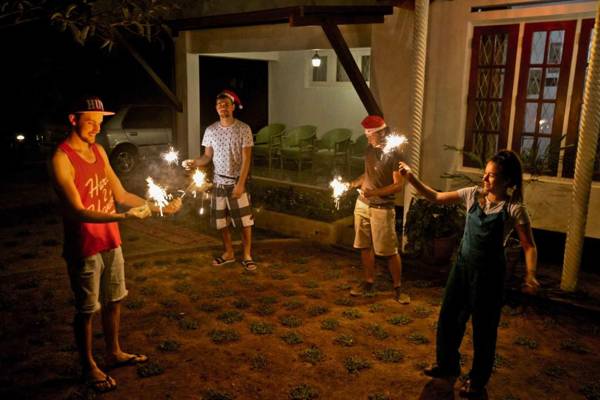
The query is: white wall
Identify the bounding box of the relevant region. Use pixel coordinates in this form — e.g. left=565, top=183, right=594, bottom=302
left=175, top=23, right=372, bottom=156
left=269, top=49, right=368, bottom=139
left=370, top=0, right=600, bottom=238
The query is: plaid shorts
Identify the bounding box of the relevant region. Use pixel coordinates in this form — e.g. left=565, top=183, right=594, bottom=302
left=210, top=184, right=254, bottom=230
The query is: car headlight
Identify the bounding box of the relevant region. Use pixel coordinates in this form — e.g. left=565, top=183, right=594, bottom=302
left=15, top=134, right=26, bottom=142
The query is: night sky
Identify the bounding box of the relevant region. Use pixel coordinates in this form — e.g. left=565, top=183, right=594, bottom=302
left=0, top=20, right=173, bottom=137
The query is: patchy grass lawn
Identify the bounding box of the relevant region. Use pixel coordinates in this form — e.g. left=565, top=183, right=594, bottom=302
left=1, top=233, right=600, bottom=399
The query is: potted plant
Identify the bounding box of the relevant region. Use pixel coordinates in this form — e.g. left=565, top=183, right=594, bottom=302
left=403, top=196, right=465, bottom=264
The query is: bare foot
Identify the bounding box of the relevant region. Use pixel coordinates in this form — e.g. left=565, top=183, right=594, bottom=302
left=106, top=351, right=148, bottom=368
left=212, top=253, right=235, bottom=266
left=84, top=367, right=117, bottom=392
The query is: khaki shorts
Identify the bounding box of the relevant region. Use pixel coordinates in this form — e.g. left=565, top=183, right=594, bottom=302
left=66, top=247, right=128, bottom=314
left=353, top=199, right=398, bottom=256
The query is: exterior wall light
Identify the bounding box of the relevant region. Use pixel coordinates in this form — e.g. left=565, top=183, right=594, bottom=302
left=311, top=51, right=322, bottom=67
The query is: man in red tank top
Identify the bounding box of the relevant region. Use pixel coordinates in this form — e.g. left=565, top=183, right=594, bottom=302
left=51, top=96, right=181, bottom=392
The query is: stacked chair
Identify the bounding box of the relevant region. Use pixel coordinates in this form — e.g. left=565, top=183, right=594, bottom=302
left=253, top=123, right=286, bottom=171
left=279, top=125, right=317, bottom=172
left=313, top=128, right=353, bottom=174
left=350, top=134, right=368, bottom=173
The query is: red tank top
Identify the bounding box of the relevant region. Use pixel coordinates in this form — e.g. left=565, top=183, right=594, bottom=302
left=58, top=142, right=122, bottom=259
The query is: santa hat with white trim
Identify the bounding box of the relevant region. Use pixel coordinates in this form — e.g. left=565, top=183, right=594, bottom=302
left=218, top=89, right=243, bottom=109
left=361, top=115, right=386, bottom=134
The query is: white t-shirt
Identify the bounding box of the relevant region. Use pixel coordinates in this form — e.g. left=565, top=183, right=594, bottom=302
left=202, top=119, right=253, bottom=185
left=457, top=186, right=531, bottom=245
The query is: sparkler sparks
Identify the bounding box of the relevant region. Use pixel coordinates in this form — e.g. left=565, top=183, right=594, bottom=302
left=161, top=147, right=180, bottom=165
left=192, top=169, right=207, bottom=188
left=146, top=177, right=172, bottom=216
left=198, top=192, right=209, bottom=216
left=329, top=176, right=350, bottom=210
left=382, top=134, right=408, bottom=154
left=184, top=169, right=211, bottom=198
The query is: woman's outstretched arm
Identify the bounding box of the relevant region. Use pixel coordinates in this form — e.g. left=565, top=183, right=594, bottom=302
left=398, top=162, right=461, bottom=205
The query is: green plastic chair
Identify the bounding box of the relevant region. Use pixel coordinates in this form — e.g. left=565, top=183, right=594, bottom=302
left=280, top=125, right=317, bottom=171
left=253, top=123, right=286, bottom=171
left=313, top=128, right=353, bottom=173
left=350, top=135, right=368, bottom=172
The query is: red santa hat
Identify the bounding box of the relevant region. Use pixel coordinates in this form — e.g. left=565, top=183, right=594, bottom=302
left=218, top=89, right=243, bottom=109
left=361, top=115, right=386, bottom=134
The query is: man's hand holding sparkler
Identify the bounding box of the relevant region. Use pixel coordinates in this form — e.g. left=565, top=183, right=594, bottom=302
left=124, top=203, right=152, bottom=219
left=152, top=198, right=182, bottom=215
left=398, top=161, right=412, bottom=177
left=181, top=159, right=197, bottom=170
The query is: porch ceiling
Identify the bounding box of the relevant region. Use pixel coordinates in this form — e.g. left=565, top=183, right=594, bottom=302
left=168, top=4, right=396, bottom=34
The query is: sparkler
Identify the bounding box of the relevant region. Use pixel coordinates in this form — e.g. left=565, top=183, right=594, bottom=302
left=382, top=133, right=408, bottom=154
left=192, top=169, right=207, bottom=190
left=183, top=168, right=211, bottom=198
left=329, top=176, right=350, bottom=210
left=161, top=146, right=179, bottom=166
left=146, top=177, right=172, bottom=216
left=198, top=192, right=209, bottom=216
left=179, top=169, right=211, bottom=215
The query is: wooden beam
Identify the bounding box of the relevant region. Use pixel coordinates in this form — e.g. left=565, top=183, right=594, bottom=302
left=169, top=7, right=295, bottom=33
left=297, top=5, right=394, bottom=16
left=113, top=30, right=183, bottom=113
left=320, top=20, right=383, bottom=117
left=169, top=5, right=394, bottom=33
left=389, top=0, right=415, bottom=10
left=290, top=15, right=384, bottom=27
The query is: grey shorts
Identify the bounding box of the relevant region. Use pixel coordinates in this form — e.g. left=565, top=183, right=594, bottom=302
left=66, top=247, right=128, bottom=314
left=353, top=199, right=398, bottom=256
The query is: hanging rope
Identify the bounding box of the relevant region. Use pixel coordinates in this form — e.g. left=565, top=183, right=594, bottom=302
left=402, top=0, right=430, bottom=252
left=561, top=6, right=600, bottom=292
left=408, top=0, right=429, bottom=177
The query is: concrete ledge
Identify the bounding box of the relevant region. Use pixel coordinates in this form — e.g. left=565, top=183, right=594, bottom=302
left=254, top=209, right=354, bottom=246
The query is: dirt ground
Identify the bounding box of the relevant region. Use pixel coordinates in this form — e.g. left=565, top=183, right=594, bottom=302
left=1, top=177, right=600, bottom=400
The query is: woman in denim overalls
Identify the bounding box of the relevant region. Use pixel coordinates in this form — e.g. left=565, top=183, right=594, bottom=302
left=399, top=150, right=539, bottom=398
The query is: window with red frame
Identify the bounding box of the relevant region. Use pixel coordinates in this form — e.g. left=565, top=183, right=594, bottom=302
left=463, top=24, right=519, bottom=168
left=512, top=21, right=576, bottom=176
left=463, top=19, right=598, bottom=180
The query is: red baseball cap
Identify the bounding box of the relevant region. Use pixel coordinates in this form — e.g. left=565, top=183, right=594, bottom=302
left=218, top=90, right=243, bottom=109
left=361, top=115, right=386, bottom=134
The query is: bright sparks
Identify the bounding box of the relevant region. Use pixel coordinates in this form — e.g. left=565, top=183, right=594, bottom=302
left=382, top=134, right=408, bottom=154
left=192, top=169, right=207, bottom=188
left=146, top=177, right=171, bottom=216
left=184, top=169, right=210, bottom=198
left=161, top=147, right=179, bottom=165
left=329, top=176, right=349, bottom=210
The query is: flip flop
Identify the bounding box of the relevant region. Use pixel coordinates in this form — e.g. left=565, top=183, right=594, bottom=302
left=241, top=259, right=257, bottom=271
left=109, top=353, right=148, bottom=369
left=87, top=374, right=117, bottom=393
left=213, top=257, right=236, bottom=266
